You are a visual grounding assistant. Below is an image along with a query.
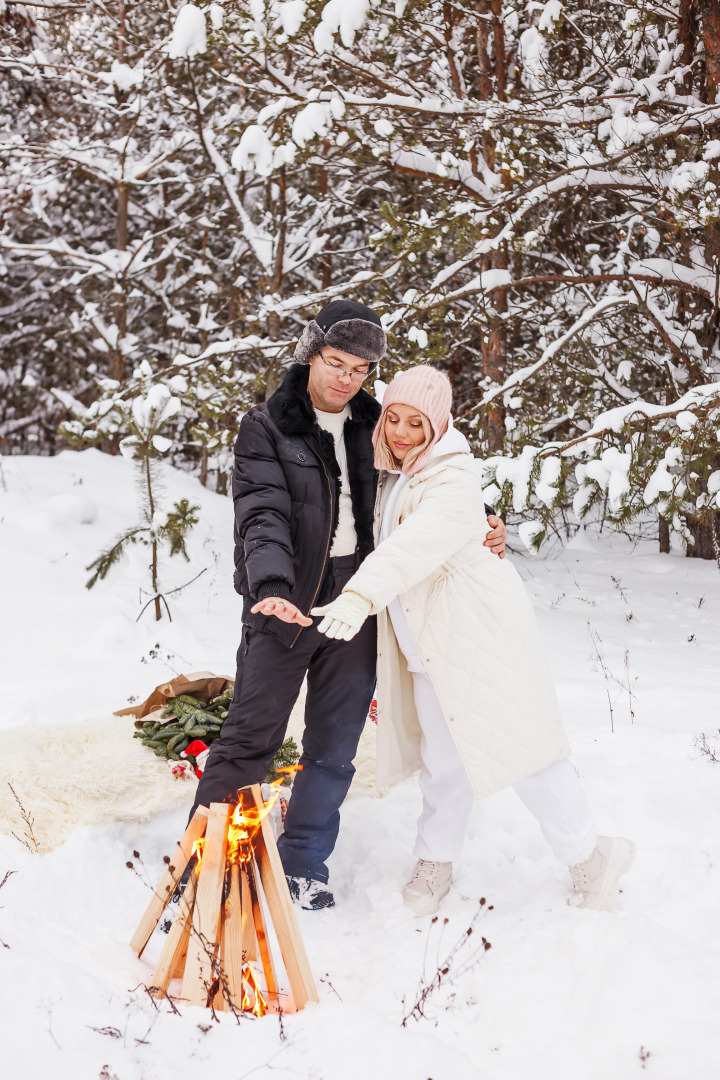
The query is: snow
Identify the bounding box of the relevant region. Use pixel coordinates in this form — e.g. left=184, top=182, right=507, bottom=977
left=480, top=267, right=512, bottom=291
left=535, top=455, right=561, bottom=507
left=275, top=0, right=306, bottom=36
left=313, top=0, right=374, bottom=52
left=231, top=124, right=275, bottom=176
left=517, top=518, right=544, bottom=549
left=489, top=444, right=537, bottom=511
left=675, top=410, right=697, bottom=432
left=208, top=3, right=225, bottom=30
left=291, top=101, right=334, bottom=147
left=98, top=60, right=144, bottom=92
left=643, top=462, right=674, bottom=505
left=167, top=4, right=207, bottom=60
left=3, top=451, right=720, bottom=1078
left=374, top=118, right=394, bottom=137
left=538, top=0, right=564, bottom=34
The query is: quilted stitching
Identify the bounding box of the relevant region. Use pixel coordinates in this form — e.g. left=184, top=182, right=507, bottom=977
left=351, top=455, right=570, bottom=797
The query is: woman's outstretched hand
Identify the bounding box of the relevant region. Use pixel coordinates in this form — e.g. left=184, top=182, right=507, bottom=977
left=249, top=597, right=313, bottom=626
left=311, top=591, right=372, bottom=641
left=485, top=515, right=507, bottom=558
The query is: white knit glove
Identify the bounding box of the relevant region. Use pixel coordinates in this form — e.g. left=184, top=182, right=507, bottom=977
left=311, top=591, right=372, bottom=641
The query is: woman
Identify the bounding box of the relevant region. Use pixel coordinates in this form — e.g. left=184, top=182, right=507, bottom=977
left=313, top=365, right=635, bottom=916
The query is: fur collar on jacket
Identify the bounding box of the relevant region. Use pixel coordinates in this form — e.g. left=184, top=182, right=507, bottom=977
left=267, top=364, right=381, bottom=557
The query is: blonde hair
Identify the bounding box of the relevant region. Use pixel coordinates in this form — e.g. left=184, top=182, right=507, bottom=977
left=375, top=409, right=433, bottom=473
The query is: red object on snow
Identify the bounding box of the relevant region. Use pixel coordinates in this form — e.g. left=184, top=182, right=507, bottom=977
left=368, top=699, right=378, bottom=724
left=182, top=739, right=209, bottom=777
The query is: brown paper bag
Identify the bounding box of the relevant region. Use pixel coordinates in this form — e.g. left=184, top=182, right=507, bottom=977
left=114, top=671, right=234, bottom=729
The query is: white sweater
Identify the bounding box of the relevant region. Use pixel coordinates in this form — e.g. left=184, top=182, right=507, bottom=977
left=315, top=405, right=358, bottom=557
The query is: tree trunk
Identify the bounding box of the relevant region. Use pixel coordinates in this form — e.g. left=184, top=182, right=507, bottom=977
left=318, top=148, right=331, bottom=290
left=677, top=0, right=699, bottom=96
left=658, top=515, right=670, bottom=554
left=686, top=512, right=720, bottom=566
left=111, top=177, right=129, bottom=384
left=144, top=446, right=163, bottom=619
left=490, top=0, right=506, bottom=102
left=111, top=0, right=129, bottom=384
left=266, top=168, right=286, bottom=343
left=152, top=538, right=162, bottom=621
left=699, top=0, right=720, bottom=103
left=476, top=2, right=507, bottom=452
left=481, top=267, right=508, bottom=451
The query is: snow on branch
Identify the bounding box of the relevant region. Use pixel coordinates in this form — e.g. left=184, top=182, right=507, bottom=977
left=477, top=294, right=639, bottom=410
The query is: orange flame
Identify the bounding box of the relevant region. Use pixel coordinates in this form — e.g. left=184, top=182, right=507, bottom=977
left=226, top=766, right=302, bottom=865
left=241, top=964, right=268, bottom=1017
left=192, top=836, right=205, bottom=874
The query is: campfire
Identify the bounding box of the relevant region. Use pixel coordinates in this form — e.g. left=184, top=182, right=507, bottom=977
left=130, top=775, right=318, bottom=1014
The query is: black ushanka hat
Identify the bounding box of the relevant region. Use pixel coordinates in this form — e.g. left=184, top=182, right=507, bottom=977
left=293, top=299, right=387, bottom=367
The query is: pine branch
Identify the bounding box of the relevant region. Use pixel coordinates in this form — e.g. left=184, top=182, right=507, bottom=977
left=85, top=527, right=147, bottom=589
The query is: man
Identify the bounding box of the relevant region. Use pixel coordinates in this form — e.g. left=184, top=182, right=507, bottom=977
left=190, top=299, right=507, bottom=909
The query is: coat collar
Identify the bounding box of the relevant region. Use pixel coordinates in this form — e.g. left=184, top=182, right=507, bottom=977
left=266, top=363, right=380, bottom=436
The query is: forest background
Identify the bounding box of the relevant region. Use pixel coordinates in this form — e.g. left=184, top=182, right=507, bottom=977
left=2, top=0, right=720, bottom=563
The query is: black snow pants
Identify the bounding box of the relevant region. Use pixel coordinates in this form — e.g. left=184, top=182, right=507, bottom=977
left=191, top=552, right=377, bottom=884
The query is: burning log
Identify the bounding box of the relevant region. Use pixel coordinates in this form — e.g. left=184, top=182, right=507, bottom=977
left=130, top=779, right=318, bottom=1015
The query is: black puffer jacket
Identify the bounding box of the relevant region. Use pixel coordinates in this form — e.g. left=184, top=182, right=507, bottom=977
left=232, top=364, right=380, bottom=647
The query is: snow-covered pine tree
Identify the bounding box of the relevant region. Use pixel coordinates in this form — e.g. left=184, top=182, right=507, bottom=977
left=77, top=366, right=200, bottom=620
left=3, top=0, right=719, bottom=558
left=221, top=0, right=720, bottom=557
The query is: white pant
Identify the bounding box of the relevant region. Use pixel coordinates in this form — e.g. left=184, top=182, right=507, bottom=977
left=411, top=671, right=597, bottom=866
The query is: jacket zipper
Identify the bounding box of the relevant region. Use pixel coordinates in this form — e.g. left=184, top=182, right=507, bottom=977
left=290, top=436, right=334, bottom=648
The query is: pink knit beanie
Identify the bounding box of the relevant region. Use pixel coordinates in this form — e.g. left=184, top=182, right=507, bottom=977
left=372, top=365, right=453, bottom=476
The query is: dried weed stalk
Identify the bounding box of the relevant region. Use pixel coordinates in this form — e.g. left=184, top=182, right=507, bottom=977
left=0, top=868, right=17, bottom=949
left=402, top=898, right=492, bottom=1026
left=8, top=783, right=40, bottom=853
left=587, top=623, right=639, bottom=730
left=694, top=730, right=720, bottom=763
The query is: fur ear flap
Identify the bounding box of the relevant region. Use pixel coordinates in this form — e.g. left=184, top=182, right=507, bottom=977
left=293, top=320, right=325, bottom=364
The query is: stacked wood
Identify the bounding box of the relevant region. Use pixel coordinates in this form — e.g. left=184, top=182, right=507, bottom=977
left=129, top=786, right=319, bottom=1014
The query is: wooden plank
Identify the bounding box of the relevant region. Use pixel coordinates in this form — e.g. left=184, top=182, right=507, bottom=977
left=148, top=871, right=197, bottom=998
left=247, top=784, right=319, bottom=1009
left=241, top=862, right=258, bottom=962
left=220, top=862, right=243, bottom=1010
left=213, top=901, right=228, bottom=1012
left=246, top=856, right=279, bottom=1005
left=130, top=806, right=208, bottom=956
left=180, top=803, right=230, bottom=1007
left=171, top=938, right=188, bottom=981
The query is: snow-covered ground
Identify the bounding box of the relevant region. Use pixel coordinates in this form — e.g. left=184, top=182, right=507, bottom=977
left=1, top=449, right=719, bottom=1079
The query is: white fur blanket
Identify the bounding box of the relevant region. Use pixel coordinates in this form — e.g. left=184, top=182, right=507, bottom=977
left=0, top=688, right=378, bottom=853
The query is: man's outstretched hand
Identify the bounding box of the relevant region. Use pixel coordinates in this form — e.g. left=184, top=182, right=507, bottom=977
left=250, top=597, right=313, bottom=626
left=485, top=514, right=507, bottom=559
left=251, top=517, right=506, bottom=626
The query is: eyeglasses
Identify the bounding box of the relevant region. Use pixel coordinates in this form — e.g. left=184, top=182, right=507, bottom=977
left=320, top=352, right=376, bottom=381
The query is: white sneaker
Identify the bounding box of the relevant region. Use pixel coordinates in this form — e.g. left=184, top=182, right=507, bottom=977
left=568, top=836, right=636, bottom=911
left=402, top=859, right=452, bottom=916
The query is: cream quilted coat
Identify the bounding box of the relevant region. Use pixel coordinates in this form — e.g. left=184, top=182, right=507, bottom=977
left=345, top=449, right=571, bottom=798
